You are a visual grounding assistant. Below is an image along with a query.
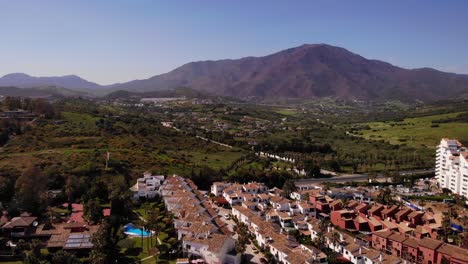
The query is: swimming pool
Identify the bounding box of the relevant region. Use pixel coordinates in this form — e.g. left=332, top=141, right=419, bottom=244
left=123, top=223, right=153, bottom=237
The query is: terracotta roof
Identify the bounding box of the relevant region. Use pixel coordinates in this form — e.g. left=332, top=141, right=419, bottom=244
left=354, top=216, right=368, bottom=224
left=346, top=200, right=359, bottom=208
left=419, top=237, right=443, bottom=250
left=381, top=205, right=398, bottom=215
left=408, top=210, right=424, bottom=218
left=373, top=229, right=393, bottom=238
left=388, top=232, right=407, bottom=243
left=369, top=204, right=384, bottom=213
left=395, top=208, right=412, bottom=218
left=2, top=216, right=37, bottom=228
left=402, top=236, right=419, bottom=248
left=437, top=244, right=468, bottom=262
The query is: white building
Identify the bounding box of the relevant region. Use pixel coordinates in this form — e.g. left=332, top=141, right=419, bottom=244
left=182, top=234, right=239, bottom=264
left=130, top=172, right=165, bottom=200
left=435, top=138, right=468, bottom=198
left=210, top=182, right=232, bottom=196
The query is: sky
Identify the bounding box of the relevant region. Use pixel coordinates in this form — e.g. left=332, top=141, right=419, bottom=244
left=0, top=0, right=467, bottom=85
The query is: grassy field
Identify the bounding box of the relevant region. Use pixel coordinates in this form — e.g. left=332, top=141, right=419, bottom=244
left=360, top=111, right=468, bottom=148
left=276, top=109, right=300, bottom=116
left=172, top=148, right=245, bottom=169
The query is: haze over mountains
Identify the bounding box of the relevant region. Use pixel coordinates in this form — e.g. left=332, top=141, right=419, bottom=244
left=2, top=44, right=468, bottom=101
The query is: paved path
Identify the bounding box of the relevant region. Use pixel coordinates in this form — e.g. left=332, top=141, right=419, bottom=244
left=295, top=169, right=435, bottom=184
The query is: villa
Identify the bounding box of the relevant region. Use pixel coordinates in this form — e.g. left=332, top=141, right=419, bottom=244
left=130, top=172, right=165, bottom=200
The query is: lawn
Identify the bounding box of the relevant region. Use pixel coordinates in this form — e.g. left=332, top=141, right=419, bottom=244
left=360, top=111, right=468, bottom=148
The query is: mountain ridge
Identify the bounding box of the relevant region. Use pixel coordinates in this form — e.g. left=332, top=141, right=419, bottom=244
left=2, top=44, right=468, bottom=101
left=0, top=73, right=102, bottom=90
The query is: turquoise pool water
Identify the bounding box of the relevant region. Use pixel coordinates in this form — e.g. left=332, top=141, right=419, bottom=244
left=123, top=224, right=152, bottom=237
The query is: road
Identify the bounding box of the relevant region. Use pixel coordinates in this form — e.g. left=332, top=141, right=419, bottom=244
left=213, top=205, right=265, bottom=264
left=295, top=169, right=434, bottom=184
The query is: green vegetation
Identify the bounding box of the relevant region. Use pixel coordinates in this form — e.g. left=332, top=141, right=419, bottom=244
left=360, top=111, right=468, bottom=148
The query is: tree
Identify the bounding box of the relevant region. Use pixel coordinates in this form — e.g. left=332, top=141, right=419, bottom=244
left=136, top=218, right=146, bottom=252
left=65, top=175, right=80, bottom=203
left=304, top=160, right=321, bottom=178
left=0, top=174, right=15, bottom=202
left=424, top=180, right=431, bottom=191
left=315, top=219, right=330, bottom=250
left=51, top=250, right=81, bottom=264
left=377, top=187, right=393, bottom=205
left=15, top=164, right=48, bottom=214
left=235, top=222, right=249, bottom=259
left=30, top=239, right=42, bottom=258
left=147, top=210, right=160, bottom=248
left=330, top=231, right=340, bottom=251
left=441, top=211, right=452, bottom=242
left=90, top=220, right=115, bottom=264
left=3, top=96, right=22, bottom=110
left=281, top=180, right=298, bottom=198
left=84, top=199, right=103, bottom=224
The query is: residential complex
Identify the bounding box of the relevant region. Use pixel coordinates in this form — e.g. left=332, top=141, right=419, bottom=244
left=130, top=172, right=165, bottom=200
left=160, top=175, right=240, bottom=264
left=208, top=180, right=468, bottom=264
left=435, top=138, right=468, bottom=198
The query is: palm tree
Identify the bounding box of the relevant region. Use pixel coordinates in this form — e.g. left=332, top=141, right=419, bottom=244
left=460, top=215, right=468, bottom=231
left=441, top=211, right=451, bottom=242
left=136, top=219, right=146, bottom=251
left=330, top=231, right=340, bottom=251
left=147, top=211, right=160, bottom=248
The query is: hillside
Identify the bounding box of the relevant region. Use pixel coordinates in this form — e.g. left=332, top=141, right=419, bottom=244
left=0, top=86, right=88, bottom=98
left=113, top=44, right=468, bottom=101
left=0, top=73, right=102, bottom=90
left=3, top=44, right=468, bottom=101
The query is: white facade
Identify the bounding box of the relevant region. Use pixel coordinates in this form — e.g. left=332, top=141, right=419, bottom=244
left=130, top=172, right=165, bottom=200
left=435, top=139, right=468, bottom=198
left=211, top=182, right=231, bottom=196
left=182, top=235, right=240, bottom=264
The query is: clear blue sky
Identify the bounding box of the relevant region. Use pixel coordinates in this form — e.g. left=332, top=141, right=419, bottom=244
left=1, top=0, right=467, bottom=84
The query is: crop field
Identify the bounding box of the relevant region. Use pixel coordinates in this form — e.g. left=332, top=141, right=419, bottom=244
left=360, top=111, right=468, bottom=148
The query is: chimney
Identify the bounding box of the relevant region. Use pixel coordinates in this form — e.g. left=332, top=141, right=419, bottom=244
left=359, top=247, right=362, bottom=255
left=379, top=254, right=382, bottom=262
left=328, top=226, right=331, bottom=233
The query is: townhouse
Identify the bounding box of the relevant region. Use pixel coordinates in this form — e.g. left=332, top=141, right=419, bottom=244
left=372, top=230, right=468, bottom=264
left=160, top=175, right=240, bottom=264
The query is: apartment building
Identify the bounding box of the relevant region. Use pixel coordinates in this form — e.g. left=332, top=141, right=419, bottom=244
left=435, top=138, right=468, bottom=198
left=130, top=172, right=165, bottom=200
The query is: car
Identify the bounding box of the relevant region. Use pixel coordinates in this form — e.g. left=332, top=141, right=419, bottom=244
left=224, top=214, right=231, bottom=219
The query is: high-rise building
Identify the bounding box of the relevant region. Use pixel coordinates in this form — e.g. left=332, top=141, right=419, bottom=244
left=435, top=138, right=468, bottom=197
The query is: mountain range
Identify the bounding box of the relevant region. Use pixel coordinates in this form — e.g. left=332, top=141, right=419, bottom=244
left=2, top=44, right=468, bottom=101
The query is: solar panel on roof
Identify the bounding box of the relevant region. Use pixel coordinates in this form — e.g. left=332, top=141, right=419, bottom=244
left=67, top=239, right=82, bottom=243
left=64, top=243, right=80, bottom=249
left=69, top=234, right=84, bottom=238
left=81, top=242, right=94, bottom=248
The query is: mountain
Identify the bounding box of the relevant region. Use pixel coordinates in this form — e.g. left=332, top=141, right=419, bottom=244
left=0, top=86, right=88, bottom=98
left=112, top=44, right=468, bottom=101
left=0, top=73, right=102, bottom=90
left=104, top=87, right=208, bottom=100
left=3, top=44, right=468, bottom=101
